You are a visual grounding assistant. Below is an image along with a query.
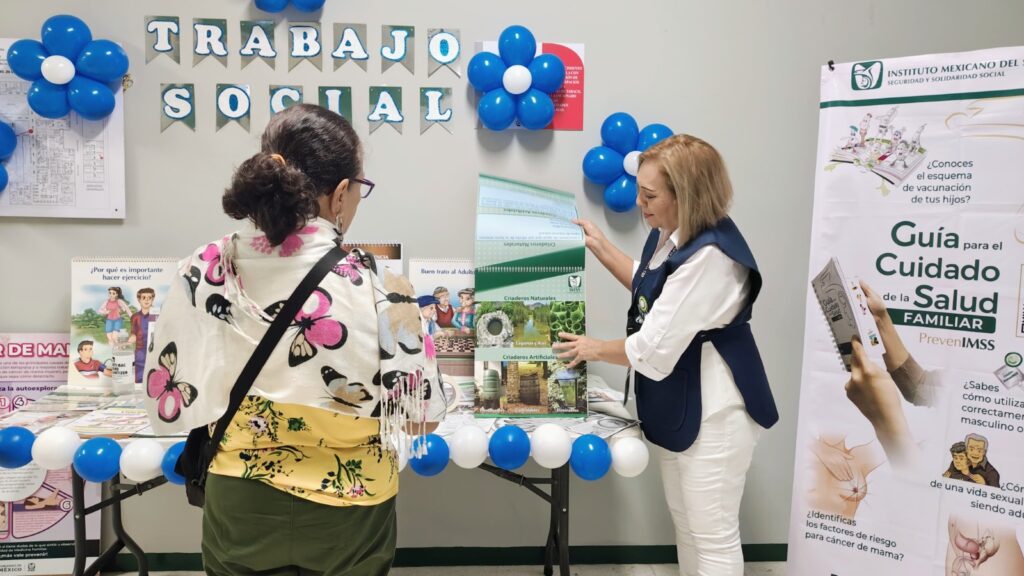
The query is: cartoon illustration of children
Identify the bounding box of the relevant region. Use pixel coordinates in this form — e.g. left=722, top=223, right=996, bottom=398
left=129, top=288, right=158, bottom=383
left=877, top=106, right=898, bottom=135
left=889, top=138, right=910, bottom=169
left=433, top=286, right=455, bottom=328
left=453, top=288, right=476, bottom=334
left=858, top=113, right=873, bottom=147
left=909, top=124, right=926, bottom=154
left=842, top=125, right=859, bottom=150
left=875, top=123, right=891, bottom=156
left=875, top=126, right=899, bottom=161
left=417, top=295, right=439, bottom=336
left=99, top=287, right=131, bottom=345
left=74, top=340, right=111, bottom=379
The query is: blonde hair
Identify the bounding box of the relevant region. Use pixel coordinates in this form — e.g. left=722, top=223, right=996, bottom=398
left=638, top=134, right=733, bottom=243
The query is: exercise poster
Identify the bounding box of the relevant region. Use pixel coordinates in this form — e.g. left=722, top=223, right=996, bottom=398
left=789, top=46, right=1024, bottom=574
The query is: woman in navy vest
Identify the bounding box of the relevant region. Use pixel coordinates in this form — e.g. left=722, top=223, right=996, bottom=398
left=554, top=135, right=778, bottom=575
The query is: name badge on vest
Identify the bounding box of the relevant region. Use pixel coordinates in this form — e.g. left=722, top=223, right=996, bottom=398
left=636, top=295, right=649, bottom=325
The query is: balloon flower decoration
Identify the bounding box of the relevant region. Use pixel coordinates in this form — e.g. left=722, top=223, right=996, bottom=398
left=583, top=113, right=674, bottom=213
left=7, top=15, right=129, bottom=121
left=254, top=0, right=326, bottom=12
left=0, top=121, right=15, bottom=193
left=468, top=25, right=565, bottom=131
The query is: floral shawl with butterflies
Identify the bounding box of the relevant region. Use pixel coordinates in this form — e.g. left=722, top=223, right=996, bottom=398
left=142, top=218, right=446, bottom=446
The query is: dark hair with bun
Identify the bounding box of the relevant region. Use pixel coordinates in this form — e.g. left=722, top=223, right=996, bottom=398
left=222, top=104, right=361, bottom=246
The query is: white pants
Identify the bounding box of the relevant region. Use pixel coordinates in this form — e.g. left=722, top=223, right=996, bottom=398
left=658, top=405, right=761, bottom=576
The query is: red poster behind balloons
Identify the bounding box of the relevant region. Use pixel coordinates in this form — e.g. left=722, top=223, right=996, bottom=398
left=543, top=43, right=585, bottom=131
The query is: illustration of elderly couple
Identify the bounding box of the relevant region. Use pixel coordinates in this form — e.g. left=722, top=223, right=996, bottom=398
left=417, top=286, right=475, bottom=336
left=943, top=433, right=1000, bottom=487
left=842, top=106, right=926, bottom=169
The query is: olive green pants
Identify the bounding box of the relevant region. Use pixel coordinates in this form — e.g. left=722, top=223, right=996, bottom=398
left=202, top=474, right=397, bottom=576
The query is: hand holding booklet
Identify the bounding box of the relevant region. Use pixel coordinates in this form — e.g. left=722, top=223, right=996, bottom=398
left=811, top=257, right=885, bottom=371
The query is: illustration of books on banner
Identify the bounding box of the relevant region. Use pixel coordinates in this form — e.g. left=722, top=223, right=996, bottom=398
left=473, top=175, right=587, bottom=417
left=811, top=257, right=885, bottom=371
left=69, top=259, right=178, bottom=391
left=828, top=106, right=928, bottom=186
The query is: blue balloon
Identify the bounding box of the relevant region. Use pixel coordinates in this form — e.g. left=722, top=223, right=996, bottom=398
left=528, top=54, right=565, bottom=94
left=68, top=77, right=115, bottom=121
left=292, top=0, right=326, bottom=11
left=569, top=434, right=611, bottom=481
left=639, top=123, right=674, bottom=151
left=467, top=52, right=506, bottom=93
left=7, top=39, right=47, bottom=81
left=161, top=441, right=186, bottom=485
left=73, top=437, right=121, bottom=482
left=254, top=0, right=289, bottom=12
left=27, top=80, right=70, bottom=119
left=478, top=88, right=516, bottom=131
left=517, top=89, right=554, bottom=130
left=0, top=165, right=8, bottom=193
left=488, top=425, right=530, bottom=470
left=0, top=122, right=16, bottom=161
left=604, top=175, right=637, bottom=213
left=41, top=15, right=93, bottom=59
left=601, top=113, right=640, bottom=156
left=0, top=427, right=36, bottom=469
left=582, top=146, right=625, bottom=185
left=76, top=40, right=129, bottom=84
left=409, top=434, right=449, bottom=477
left=498, top=25, right=536, bottom=67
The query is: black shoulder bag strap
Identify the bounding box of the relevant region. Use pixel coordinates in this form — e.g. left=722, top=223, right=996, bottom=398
left=181, top=243, right=345, bottom=505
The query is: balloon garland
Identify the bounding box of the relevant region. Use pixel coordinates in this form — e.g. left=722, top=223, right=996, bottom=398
left=0, top=422, right=648, bottom=483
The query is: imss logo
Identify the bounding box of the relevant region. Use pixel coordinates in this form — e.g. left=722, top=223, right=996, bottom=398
left=852, top=61, right=884, bottom=90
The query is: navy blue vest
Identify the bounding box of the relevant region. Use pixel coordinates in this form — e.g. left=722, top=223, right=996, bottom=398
left=627, top=218, right=778, bottom=452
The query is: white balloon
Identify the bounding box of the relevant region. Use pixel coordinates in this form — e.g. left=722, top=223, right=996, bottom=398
left=502, top=65, right=533, bottom=96
left=41, top=55, right=76, bottom=85
left=449, top=426, right=488, bottom=469
left=530, top=424, right=572, bottom=469
left=31, top=427, right=81, bottom=470
left=623, top=151, right=641, bottom=177
left=611, top=437, right=649, bottom=478
left=119, top=439, right=165, bottom=482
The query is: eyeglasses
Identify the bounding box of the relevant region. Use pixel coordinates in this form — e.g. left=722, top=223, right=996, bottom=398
left=352, top=177, right=375, bottom=199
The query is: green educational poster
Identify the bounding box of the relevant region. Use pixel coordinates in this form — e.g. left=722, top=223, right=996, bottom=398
left=473, top=176, right=586, bottom=417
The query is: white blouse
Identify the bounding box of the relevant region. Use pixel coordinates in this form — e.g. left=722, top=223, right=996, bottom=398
left=625, top=229, right=749, bottom=420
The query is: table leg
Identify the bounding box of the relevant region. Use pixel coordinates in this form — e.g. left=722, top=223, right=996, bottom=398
left=71, top=471, right=87, bottom=576
left=544, top=467, right=558, bottom=576
left=556, top=465, right=570, bottom=576
left=110, top=483, right=149, bottom=575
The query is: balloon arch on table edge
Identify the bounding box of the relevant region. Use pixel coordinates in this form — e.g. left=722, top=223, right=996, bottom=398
left=0, top=423, right=650, bottom=484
